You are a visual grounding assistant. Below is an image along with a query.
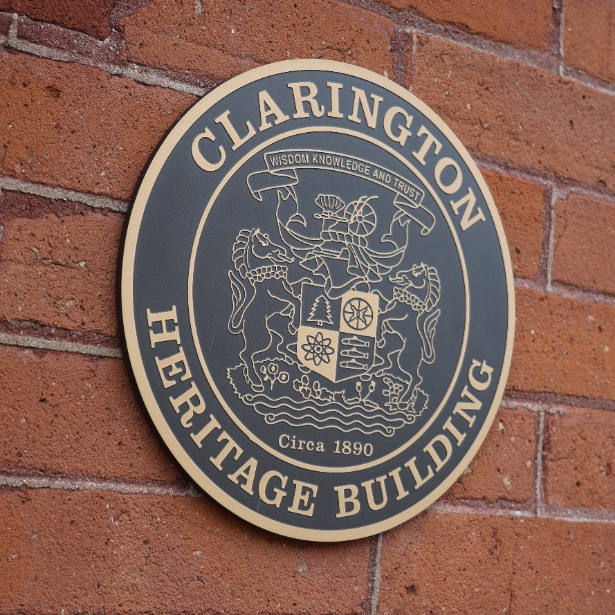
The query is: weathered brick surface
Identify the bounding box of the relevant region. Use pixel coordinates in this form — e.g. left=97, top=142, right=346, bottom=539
left=445, top=406, right=535, bottom=503
left=0, top=192, right=121, bottom=337
left=118, top=0, right=394, bottom=81
left=0, top=345, right=182, bottom=483
left=0, top=50, right=195, bottom=200
left=0, top=0, right=114, bottom=38
left=413, top=36, right=615, bottom=191
left=379, top=511, right=615, bottom=615
left=0, top=10, right=12, bottom=35
left=0, top=3, right=614, bottom=612
left=14, top=13, right=120, bottom=64
left=553, top=193, right=615, bottom=296
left=379, top=0, right=551, bottom=51
left=0, top=489, right=371, bottom=614
left=545, top=407, right=615, bottom=510
left=564, top=0, right=615, bottom=84
left=482, top=169, right=543, bottom=279
left=510, top=289, right=615, bottom=399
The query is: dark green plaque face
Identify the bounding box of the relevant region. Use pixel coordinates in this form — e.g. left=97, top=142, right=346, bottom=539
left=122, top=60, right=514, bottom=541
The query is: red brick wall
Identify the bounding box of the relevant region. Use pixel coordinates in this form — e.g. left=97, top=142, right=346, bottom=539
left=1, top=1, right=613, bottom=613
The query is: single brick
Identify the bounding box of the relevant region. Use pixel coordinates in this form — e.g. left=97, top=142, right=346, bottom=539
left=0, top=50, right=195, bottom=200
left=553, top=193, right=615, bottom=296
left=0, top=11, right=12, bottom=36
left=545, top=407, right=615, bottom=510
left=15, top=14, right=120, bottom=64
left=413, top=36, right=615, bottom=192
left=380, top=0, right=551, bottom=51
left=482, top=169, right=543, bottom=280
left=509, top=289, right=615, bottom=399
left=0, top=345, right=183, bottom=483
left=379, top=511, right=615, bottom=615
left=445, top=406, right=536, bottom=503
left=118, top=0, right=394, bottom=81
left=0, top=0, right=114, bottom=39
left=0, top=489, right=371, bottom=614
left=0, top=192, right=121, bottom=337
left=564, top=0, right=615, bottom=84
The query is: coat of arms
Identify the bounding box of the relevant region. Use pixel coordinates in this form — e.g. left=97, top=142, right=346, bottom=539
left=226, top=153, right=442, bottom=436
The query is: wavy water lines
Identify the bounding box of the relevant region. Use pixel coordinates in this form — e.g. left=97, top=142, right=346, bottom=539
left=227, top=364, right=415, bottom=436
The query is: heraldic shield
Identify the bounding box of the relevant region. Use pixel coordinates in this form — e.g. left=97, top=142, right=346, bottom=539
left=297, top=283, right=380, bottom=383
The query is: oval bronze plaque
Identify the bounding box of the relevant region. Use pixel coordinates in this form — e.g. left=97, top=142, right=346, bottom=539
left=122, top=60, right=514, bottom=541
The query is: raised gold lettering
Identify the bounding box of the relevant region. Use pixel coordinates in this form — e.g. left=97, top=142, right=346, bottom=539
left=155, top=347, right=191, bottom=388
left=452, top=385, right=483, bottom=428
left=288, top=82, right=325, bottom=118
left=258, top=90, right=290, bottom=130
left=451, top=187, right=486, bottom=231
left=147, top=306, right=180, bottom=348
left=442, top=415, right=467, bottom=446
left=288, top=480, right=318, bottom=517
left=405, top=455, right=434, bottom=489
left=334, top=484, right=361, bottom=518
left=259, top=470, right=288, bottom=508
left=383, top=106, right=413, bottom=146
left=326, top=81, right=344, bottom=118
left=412, top=125, right=442, bottom=166
left=468, top=359, right=493, bottom=391
left=361, top=475, right=388, bottom=511
left=215, top=110, right=256, bottom=151
left=228, top=457, right=258, bottom=495
left=434, top=157, right=463, bottom=195
left=190, top=413, right=221, bottom=448
left=169, top=381, right=206, bottom=428
left=423, top=434, right=453, bottom=472
left=389, top=466, right=410, bottom=500
left=210, top=431, right=243, bottom=470
left=348, top=86, right=383, bottom=129
left=191, top=127, right=225, bottom=172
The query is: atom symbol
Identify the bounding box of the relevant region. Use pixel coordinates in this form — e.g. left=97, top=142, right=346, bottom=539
left=343, top=297, right=373, bottom=331
left=301, top=331, right=335, bottom=366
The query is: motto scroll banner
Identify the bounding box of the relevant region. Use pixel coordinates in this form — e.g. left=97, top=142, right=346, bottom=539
left=121, top=60, right=514, bottom=541
left=248, top=149, right=434, bottom=235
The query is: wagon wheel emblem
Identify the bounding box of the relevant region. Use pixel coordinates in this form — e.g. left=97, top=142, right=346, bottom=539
left=342, top=297, right=374, bottom=330
left=346, top=197, right=377, bottom=237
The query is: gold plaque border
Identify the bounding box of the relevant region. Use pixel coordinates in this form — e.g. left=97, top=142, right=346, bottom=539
left=121, top=59, right=515, bottom=542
